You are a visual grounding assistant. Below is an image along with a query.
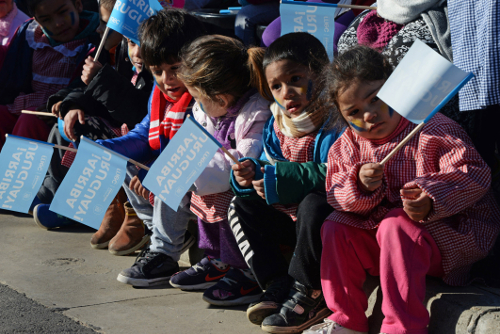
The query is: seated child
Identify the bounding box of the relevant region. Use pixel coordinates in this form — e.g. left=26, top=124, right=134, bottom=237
left=168, top=35, right=272, bottom=306
left=229, top=32, right=343, bottom=333
left=0, top=0, right=99, bottom=149
left=96, top=9, right=207, bottom=281
left=303, top=45, right=500, bottom=334
left=31, top=0, right=154, bottom=234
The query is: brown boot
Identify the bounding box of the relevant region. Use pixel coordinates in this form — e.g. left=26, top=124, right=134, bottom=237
left=90, top=188, right=127, bottom=249
left=108, top=201, right=151, bottom=256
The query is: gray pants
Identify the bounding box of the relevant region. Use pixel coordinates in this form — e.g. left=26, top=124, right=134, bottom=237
left=124, top=165, right=195, bottom=261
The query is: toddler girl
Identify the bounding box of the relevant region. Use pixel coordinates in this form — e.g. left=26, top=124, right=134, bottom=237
left=169, top=35, right=272, bottom=307
left=230, top=32, right=343, bottom=333
left=304, top=45, right=500, bottom=334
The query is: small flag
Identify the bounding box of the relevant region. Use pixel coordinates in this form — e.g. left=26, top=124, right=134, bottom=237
left=107, top=0, right=164, bottom=45
left=377, top=39, right=473, bottom=124
left=0, top=135, right=53, bottom=213
left=49, top=137, right=128, bottom=230
left=280, top=0, right=336, bottom=60
left=143, top=116, right=220, bottom=211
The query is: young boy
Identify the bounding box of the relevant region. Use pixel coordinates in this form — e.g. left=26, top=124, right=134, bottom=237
left=97, top=9, right=207, bottom=285
left=32, top=0, right=154, bottom=247
left=0, top=0, right=99, bottom=149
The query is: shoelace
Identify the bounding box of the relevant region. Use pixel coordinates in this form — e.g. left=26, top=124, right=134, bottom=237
left=313, top=319, right=337, bottom=333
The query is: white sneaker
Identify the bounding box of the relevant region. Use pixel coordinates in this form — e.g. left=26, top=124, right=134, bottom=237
left=302, top=318, right=368, bottom=334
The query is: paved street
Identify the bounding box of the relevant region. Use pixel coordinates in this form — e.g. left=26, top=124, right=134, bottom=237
left=0, top=211, right=262, bottom=334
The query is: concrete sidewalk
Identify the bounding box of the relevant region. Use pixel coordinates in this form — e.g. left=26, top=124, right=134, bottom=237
left=1, top=211, right=500, bottom=334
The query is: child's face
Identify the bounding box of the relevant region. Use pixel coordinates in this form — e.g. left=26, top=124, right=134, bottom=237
left=265, top=59, right=315, bottom=118
left=126, top=39, right=143, bottom=72
left=150, top=62, right=187, bottom=100
left=97, top=5, right=123, bottom=51
left=34, top=0, right=83, bottom=43
left=185, top=85, right=228, bottom=118
left=337, top=79, right=401, bottom=140
left=0, top=0, right=14, bottom=19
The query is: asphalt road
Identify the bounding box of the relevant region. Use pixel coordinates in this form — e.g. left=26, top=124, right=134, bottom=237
left=0, top=283, right=98, bottom=333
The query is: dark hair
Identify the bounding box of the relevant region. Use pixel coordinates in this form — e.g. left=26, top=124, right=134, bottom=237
left=324, top=45, right=393, bottom=130
left=139, top=9, right=206, bottom=68
left=178, top=35, right=266, bottom=106
left=28, top=0, right=78, bottom=16
left=99, top=0, right=117, bottom=11
left=256, top=32, right=329, bottom=102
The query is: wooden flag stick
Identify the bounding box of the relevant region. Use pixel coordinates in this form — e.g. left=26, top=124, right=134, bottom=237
left=94, top=26, right=110, bottom=63
left=336, top=4, right=377, bottom=10
left=53, top=144, right=150, bottom=171
left=22, top=110, right=57, bottom=117
left=380, top=122, right=425, bottom=165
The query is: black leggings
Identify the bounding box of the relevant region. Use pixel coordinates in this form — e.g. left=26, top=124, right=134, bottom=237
left=229, top=191, right=333, bottom=290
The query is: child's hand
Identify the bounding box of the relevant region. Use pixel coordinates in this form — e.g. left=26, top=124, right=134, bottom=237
left=130, top=175, right=150, bottom=200
left=359, top=163, right=384, bottom=192
left=231, top=160, right=256, bottom=188
left=51, top=101, right=63, bottom=118
left=252, top=167, right=266, bottom=200
left=401, top=187, right=433, bottom=222
left=81, top=56, right=103, bottom=85
left=64, top=109, right=85, bottom=141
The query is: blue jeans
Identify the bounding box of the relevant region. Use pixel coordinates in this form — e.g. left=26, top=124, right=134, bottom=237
left=235, top=2, right=280, bottom=46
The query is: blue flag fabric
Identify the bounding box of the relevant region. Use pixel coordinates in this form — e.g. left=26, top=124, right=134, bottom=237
left=49, top=137, right=128, bottom=230
left=0, top=135, right=53, bottom=213
left=280, top=1, right=336, bottom=60
left=107, top=0, right=164, bottom=44
left=377, top=39, right=473, bottom=124
left=143, top=116, right=220, bottom=211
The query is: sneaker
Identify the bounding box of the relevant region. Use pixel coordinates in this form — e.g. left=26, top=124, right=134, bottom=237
left=180, top=230, right=196, bottom=255
left=303, top=319, right=368, bottom=334
left=169, top=256, right=230, bottom=290
left=261, top=281, right=332, bottom=334
left=33, top=204, right=77, bottom=230
left=247, top=275, right=293, bottom=325
left=116, top=248, right=179, bottom=287
left=203, top=268, right=263, bottom=306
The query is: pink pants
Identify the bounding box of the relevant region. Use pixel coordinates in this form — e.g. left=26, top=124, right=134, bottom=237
left=0, top=106, right=51, bottom=150
left=321, top=208, right=444, bottom=334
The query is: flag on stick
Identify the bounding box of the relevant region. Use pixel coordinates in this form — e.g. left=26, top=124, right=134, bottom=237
left=143, top=116, right=232, bottom=211
left=0, top=135, right=54, bottom=213
left=49, top=137, right=128, bottom=230
left=377, top=39, right=474, bottom=165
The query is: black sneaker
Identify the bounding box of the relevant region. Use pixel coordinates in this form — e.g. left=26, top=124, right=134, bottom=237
left=246, top=275, right=293, bottom=325
left=261, top=281, right=332, bottom=334
left=116, top=248, right=179, bottom=287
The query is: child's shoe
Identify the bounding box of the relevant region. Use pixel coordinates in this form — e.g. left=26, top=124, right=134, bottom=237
left=169, top=256, right=230, bottom=290
left=303, top=318, right=367, bottom=334
left=108, top=201, right=149, bottom=255
left=90, top=189, right=126, bottom=249
left=33, top=204, right=77, bottom=230
left=202, top=268, right=263, bottom=306
left=246, top=275, right=293, bottom=325
left=261, top=281, right=332, bottom=334
left=116, top=247, right=179, bottom=287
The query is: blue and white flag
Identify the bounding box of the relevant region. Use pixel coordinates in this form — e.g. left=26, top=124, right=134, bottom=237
left=143, top=116, right=220, bottom=211
left=50, top=137, right=128, bottom=230
left=280, top=0, right=336, bottom=60
left=377, top=39, right=474, bottom=124
left=107, top=0, right=164, bottom=44
left=0, top=135, right=53, bottom=213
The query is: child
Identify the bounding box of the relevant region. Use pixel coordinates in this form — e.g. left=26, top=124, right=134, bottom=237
left=168, top=35, right=272, bottom=306
left=96, top=9, right=206, bottom=281
left=0, top=0, right=99, bottom=149
left=229, top=32, right=343, bottom=333
left=303, top=45, right=500, bottom=334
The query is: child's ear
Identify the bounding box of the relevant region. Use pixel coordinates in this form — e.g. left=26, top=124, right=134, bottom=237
left=216, top=94, right=231, bottom=109
left=75, top=0, right=84, bottom=13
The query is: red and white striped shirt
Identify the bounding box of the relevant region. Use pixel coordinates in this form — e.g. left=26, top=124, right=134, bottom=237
left=325, top=113, right=500, bottom=285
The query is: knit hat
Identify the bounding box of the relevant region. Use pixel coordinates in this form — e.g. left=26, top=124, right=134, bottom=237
left=377, top=0, right=443, bottom=24
left=357, top=10, right=403, bottom=50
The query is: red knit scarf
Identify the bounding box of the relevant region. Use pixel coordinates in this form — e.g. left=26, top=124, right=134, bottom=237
left=148, top=86, right=193, bottom=150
